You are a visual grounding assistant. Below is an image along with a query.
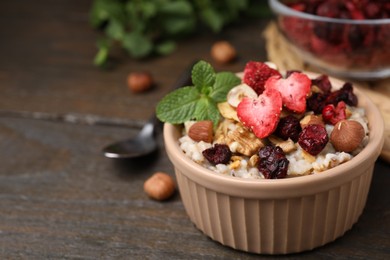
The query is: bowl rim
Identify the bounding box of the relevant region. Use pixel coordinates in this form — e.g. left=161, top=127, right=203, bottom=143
left=268, top=0, right=390, bottom=25
left=163, top=73, right=385, bottom=199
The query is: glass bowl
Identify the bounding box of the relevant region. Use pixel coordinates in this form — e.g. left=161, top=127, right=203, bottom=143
left=268, top=0, right=390, bottom=80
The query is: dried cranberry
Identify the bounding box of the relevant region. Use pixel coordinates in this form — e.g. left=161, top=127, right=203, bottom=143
left=298, top=124, right=329, bottom=156
left=285, top=70, right=301, bottom=78
left=311, top=74, right=332, bottom=94
left=313, top=22, right=344, bottom=45
left=258, top=146, right=289, bottom=179
left=275, top=115, right=302, bottom=142
left=365, top=2, right=381, bottom=18
left=316, top=1, right=340, bottom=17
left=322, top=101, right=347, bottom=125
left=325, top=82, right=358, bottom=106
left=348, top=25, right=365, bottom=49
left=306, top=92, right=328, bottom=114
left=202, top=144, right=231, bottom=165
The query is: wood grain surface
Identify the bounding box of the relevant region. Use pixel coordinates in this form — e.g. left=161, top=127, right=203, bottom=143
left=0, top=1, right=389, bottom=259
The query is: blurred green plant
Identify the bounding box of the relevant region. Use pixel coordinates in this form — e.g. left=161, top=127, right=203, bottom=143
left=90, top=0, right=270, bottom=67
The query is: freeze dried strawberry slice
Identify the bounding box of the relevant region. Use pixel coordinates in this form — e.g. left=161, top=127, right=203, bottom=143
left=322, top=101, right=347, bottom=125
left=242, top=61, right=281, bottom=95
left=237, top=88, right=282, bottom=139
left=265, top=72, right=311, bottom=113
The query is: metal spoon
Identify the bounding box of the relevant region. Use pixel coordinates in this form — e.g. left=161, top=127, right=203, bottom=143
left=102, top=61, right=196, bottom=159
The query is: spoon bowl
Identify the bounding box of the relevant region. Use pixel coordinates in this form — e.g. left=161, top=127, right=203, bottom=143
left=103, top=120, right=157, bottom=159
left=102, top=61, right=195, bottom=159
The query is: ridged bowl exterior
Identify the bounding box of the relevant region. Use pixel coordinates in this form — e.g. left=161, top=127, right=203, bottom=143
left=163, top=76, right=384, bottom=254
left=173, top=163, right=373, bottom=254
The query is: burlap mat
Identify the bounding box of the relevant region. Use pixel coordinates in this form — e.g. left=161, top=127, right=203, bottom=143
left=264, top=22, right=390, bottom=163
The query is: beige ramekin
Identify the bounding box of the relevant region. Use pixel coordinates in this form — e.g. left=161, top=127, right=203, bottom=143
left=163, top=76, right=385, bottom=254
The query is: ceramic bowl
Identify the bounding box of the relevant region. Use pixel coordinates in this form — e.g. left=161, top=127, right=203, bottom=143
left=268, top=0, right=390, bottom=80
left=163, top=74, right=384, bottom=254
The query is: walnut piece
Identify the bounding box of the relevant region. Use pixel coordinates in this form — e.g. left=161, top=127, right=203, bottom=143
left=215, top=120, right=265, bottom=156
left=268, top=135, right=297, bottom=153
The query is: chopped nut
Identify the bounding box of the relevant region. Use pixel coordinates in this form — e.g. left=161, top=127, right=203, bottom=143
left=218, top=102, right=239, bottom=122
left=231, top=155, right=243, bottom=161
left=229, top=160, right=241, bottom=170
left=248, top=154, right=259, bottom=167
left=302, top=149, right=316, bottom=163
left=269, top=135, right=296, bottom=153
left=188, top=120, right=214, bottom=143
left=214, top=119, right=233, bottom=143
left=215, top=120, right=265, bottom=156
left=227, top=122, right=266, bottom=156
left=300, top=114, right=324, bottom=128
left=345, top=107, right=353, bottom=118
left=227, top=84, right=258, bottom=108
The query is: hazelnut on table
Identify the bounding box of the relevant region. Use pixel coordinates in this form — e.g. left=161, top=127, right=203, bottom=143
left=127, top=72, right=153, bottom=93
left=144, top=172, right=176, bottom=201
left=210, top=41, right=237, bottom=64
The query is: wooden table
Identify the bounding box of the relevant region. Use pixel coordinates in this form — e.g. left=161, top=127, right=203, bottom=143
left=0, top=1, right=389, bottom=259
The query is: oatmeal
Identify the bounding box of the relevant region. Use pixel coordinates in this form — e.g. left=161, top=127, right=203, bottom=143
left=178, top=61, right=369, bottom=179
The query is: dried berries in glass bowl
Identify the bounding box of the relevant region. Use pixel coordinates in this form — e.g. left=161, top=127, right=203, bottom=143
left=269, top=0, right=390, bottom=80
left=160, top=60, right=384, bottom=254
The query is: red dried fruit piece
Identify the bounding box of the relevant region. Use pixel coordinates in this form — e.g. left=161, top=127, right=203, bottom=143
left=285, top=70, right=301, bottom=78
left=258, top=145, right=289, bottom=179
left=325, top=82, right=358, bottom=106
left=242, top=61, right=281, bottom=95
left=265, top=72, right=311, bottom=113
left=306, top=92, right=328, bottom=114
left=298, top=124, right=329, bottom=156
left=202, top=144, right=232, bottom=165
left=316, top=1, right=341, bottom=18
left=365, top=2, right=381, bottom=18
left=237, top=88, right=282, bottom=139
left=322, top=101, right=347, bottom=125
left=275, top=115, right=302, bottom=142
left=311, top=74, right=332, bottom=93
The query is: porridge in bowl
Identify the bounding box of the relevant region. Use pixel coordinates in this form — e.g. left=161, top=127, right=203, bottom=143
left=158, top=60, right=384, bottom=254
left=157, top=60, right=368, bottom=179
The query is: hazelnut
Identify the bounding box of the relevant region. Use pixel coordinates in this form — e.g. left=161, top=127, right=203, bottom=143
left=144, top=172, right=175, bottom=201
left=127, top=72, right=153, bottom=93
left=300, top=114, right=324, bottom=128
left=330, top=120, right=365, bottom=152
left=210, top=41, right=236, bottom=64
left=188, top=120, right=214, bottom=143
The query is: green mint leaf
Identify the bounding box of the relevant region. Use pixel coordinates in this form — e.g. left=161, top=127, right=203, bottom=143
left=156, top=60, right=240, bottom=127
left=191, top=61, right=215, bottom=92
left=156, top=87, right=200, bottom=124
left=210, top=72, right=241, bottom=102
left=93, top=38, right=111, bottom=67
left=200, top=8, right=224, bottom=33
left=162, top=16, right=196, bottom=35
left=194, top=97, right=220, bottom=127
left=160, top=1, right=194, bottom=16
left=105, top=19, right=125, bottom=41
left=122, top=32, right=153, bottom=58
left=155, top=40, right=176, bottom=56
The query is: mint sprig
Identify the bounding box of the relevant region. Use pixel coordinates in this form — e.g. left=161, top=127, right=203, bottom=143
left=156, top=60, right=240, bottom=127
